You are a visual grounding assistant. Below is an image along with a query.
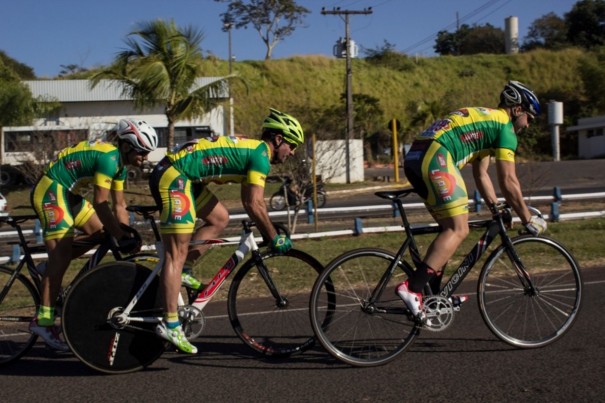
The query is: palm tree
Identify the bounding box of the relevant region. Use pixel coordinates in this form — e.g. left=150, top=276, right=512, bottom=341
left=90, top=19, right=229, bottom=150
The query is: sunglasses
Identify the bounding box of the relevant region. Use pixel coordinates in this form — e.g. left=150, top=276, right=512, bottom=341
left=132, top=147, right=150, bottom=156
left=525, top=111, right=535, bottom=123
left=284, top=140, right=298, bottom=150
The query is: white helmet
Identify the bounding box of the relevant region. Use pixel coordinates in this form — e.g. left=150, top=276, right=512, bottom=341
left=116, top=118, right=158, bottom=153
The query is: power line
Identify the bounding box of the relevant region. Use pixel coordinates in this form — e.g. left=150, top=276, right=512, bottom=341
left=401, top=0, right=507, bottom=54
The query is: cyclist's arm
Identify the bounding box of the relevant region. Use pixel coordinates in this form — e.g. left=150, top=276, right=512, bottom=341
left=241, top=183, right=276, bottom=240
left=111, top=188, right=129, bottom=226
left=472, top=156, right=499, bottom=206
left=495, top=158, right=532, bottom=224
left=92, top=185, right=128, bottom=239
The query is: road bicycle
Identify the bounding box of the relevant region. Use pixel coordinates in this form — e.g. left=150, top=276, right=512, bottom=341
left=61, top=219, right=325, bottom=374
left=269, top=175, right=327, bottom=211
left=0, top=213, right=142, bottom=366
left=309, top=188, right=583, bottom=367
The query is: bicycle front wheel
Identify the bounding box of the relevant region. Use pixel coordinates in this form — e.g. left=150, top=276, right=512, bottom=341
left=228, top=249, right=324, bottom=357
left=310, top=248, right=419, bottom=367
left=269, top=193, right=286, bottom=211
left=62, top=262, right=165, bottom=374
left=478, top=236, right=582, bottom=348
left=0, top=266, right=39, bottom=366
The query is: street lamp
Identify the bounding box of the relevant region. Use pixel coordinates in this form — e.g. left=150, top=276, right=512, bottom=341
left=224, top=22, right=235, bottom=137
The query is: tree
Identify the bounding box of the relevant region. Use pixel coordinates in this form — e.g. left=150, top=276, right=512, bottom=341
left=565, top=0, right=605, bottom=49
left=216, top=0, right=310, bottom=60
left=59, top=64, right=88, bottom=77
left=578, top=47, right=605, bottom=114
left=522, top=12, right=568, bottom=51
left=90, top=19, right=229, bottom=150
left=434, top=24, right=505, bottom=55
left=0, top=51, right=35, bottom=79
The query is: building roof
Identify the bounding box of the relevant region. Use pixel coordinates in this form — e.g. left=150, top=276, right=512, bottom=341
left=566, top=115, right=605, bottom=132
left=23, top=78, right=227, bottom=102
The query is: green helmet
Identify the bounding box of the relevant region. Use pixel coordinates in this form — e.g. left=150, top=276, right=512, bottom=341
left=262, top=108, right=304, bottom=145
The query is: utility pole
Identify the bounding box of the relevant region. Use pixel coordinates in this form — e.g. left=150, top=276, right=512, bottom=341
left=224, top=22, right=235, bottom=136
left=321, top=7, right=372, bottom=184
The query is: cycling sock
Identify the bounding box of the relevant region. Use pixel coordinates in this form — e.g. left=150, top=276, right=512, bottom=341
left=428, top=269, right=444, bottom=295
left=165, top=312, right=180, bottom=329
left=36, top=305, right=55, bottom=326
left=409, top=262, right=432, bottom=293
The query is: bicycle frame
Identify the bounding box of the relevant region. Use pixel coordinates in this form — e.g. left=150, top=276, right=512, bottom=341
left=119, top=221, right=267, bottom=322
left=370, top=190, right=535, bottom=305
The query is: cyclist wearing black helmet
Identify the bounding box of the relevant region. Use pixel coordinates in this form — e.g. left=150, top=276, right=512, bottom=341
left=149, top=108, right=303, bottom=353
left=29, top=118, right=158, bottom=351
left=397, top=81, right=547, bottom=322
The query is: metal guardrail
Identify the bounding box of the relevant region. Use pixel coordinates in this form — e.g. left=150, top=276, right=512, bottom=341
left=2, top=189, right=604, bottom=264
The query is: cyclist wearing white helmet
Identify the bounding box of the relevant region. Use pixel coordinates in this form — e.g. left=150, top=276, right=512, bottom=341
left=397, top=81, right=547, bottom=323
left=148, top=108, right=303, bottom=354
left=29, top=118, right=158, bottom=351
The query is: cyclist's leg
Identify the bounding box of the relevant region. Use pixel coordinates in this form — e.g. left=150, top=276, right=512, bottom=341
left=399, top=142, right=469, bottom=314
left=30, top=177, right=75, bottom=350
left=150, top=164, right=198, bottom=353
left=179, top=186, right=229, bottom=289
left=188, top=185, right=229, bottom=262
left=70, top=199, right=104, bottom=259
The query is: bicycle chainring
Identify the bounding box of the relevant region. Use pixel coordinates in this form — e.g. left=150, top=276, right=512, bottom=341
left=178, top=305, right=205, bottom=340
left=422, top=296, right=455, bottom=332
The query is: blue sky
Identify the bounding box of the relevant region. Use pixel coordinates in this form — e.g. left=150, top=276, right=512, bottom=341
left=1, top=0, right=576, bottom=78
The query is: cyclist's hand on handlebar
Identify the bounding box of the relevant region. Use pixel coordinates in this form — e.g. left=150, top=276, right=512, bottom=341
left=270, top=234, right=292, bottom=254
left=116, top=224, right=142, bottom=254
left=524, top=215, right=547, bottom=236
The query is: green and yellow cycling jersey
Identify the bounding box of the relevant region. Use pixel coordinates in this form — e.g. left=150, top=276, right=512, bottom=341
left=44, top=140, right=126, bottom=193
left=167, top=135, right=271, bottom=187
left=414, top=107, right=518, bottom=167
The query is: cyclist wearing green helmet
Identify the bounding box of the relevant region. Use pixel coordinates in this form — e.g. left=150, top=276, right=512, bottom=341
left=148, top=108, right=303, bottom=354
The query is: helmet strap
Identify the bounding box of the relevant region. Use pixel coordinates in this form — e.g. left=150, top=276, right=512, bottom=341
left=270, top=135, right=285, bottom=164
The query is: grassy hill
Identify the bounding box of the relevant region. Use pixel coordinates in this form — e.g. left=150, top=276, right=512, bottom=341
left=197, top=48, right=588, bottom=140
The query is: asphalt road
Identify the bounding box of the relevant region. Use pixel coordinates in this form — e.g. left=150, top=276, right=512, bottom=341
left=1, top=267, right=603, bottom=402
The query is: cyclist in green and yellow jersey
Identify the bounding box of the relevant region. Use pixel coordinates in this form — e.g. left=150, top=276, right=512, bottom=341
left=397, top=81, right=547, bottom=322
left=149, top=108, right=304, bottom=353
left=29, top=118, right=158, bottom=351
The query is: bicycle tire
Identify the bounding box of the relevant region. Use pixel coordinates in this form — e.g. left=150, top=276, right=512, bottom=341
left=315, top=192, right=327, bottom=208
left=0, top=266, right=39, bottom=366
left=228, top=249, right=325, bottom=357
left=310, top=248, right=419, bottom=367
left=478, top=235, right=583, bottom=348
left=269, top=193, right=286, bottom=211
left=62, top=262, right=165, bottom=374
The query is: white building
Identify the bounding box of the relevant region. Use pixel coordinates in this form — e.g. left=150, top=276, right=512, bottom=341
left=566, top=115, right=605, bottom=159
left=1, top=78, right=227, bottom=169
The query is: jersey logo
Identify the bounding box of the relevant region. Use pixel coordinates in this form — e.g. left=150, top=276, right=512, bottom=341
left=64, top=160, right=82, bottom=170
left=43, top=203, right=65, bottom=228
left=429, top=170, right=456, bottom=201
left=169, top=190, right=191, bottom=221
left=420, top=119, right=451, bottom=138
left=202, top=156, right=228, bottom=166
left=452, top=109, right=470, bottom=117
left=460, top=131, right=484, bottom=142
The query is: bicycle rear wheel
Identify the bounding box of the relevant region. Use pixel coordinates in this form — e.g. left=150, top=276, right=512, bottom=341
left=0, top=266, right=39, bottom=366
left=62, top=262, right=165, bottom=374
left=228, top=249, right=324, bottom=357
left=478, top=236, right=582, bottom=348
left=310, top=248, right=419, bottom=367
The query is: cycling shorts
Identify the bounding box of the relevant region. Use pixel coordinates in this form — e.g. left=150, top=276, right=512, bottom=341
left=404, top=141, right=469, bottom=219
left=30, top=175, right=96, bottom=241
left=149, top=160, right=215, bottom=235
